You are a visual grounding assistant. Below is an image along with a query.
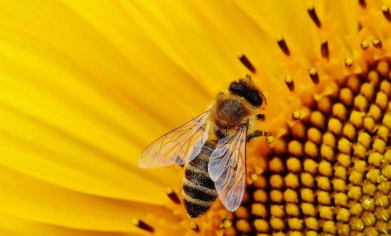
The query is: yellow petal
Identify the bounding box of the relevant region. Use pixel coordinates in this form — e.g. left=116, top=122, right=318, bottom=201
left=0, top=1, right=184, bottom=204
left=190, top=0, right=281, bottom=76
left=0, top=212, right=143, bottom=236
left=122, top=0, right=243, bottom=89
left=0, top=165, right=181, bottom=232
left=234, top=0, right=318, bottom=59
left=325, top=0, right=358, bottom=36
left=61, top=0, right=213, bottom=116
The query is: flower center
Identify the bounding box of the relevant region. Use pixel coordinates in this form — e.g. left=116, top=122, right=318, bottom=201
left=227, top=59, right=391, bottom=235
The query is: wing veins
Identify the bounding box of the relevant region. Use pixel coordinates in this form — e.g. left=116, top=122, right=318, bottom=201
left=139, top=111, right=210, bottom=168
left=208, top=125, right=247, bottom=212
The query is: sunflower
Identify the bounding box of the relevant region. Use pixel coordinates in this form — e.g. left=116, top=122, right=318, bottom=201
left=1, top=0, right=391, bottom=235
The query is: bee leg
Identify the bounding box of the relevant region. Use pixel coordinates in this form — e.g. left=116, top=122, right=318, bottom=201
left=247, top=130, right=271, bottom=142
left=256, top=113, right=265, bottom=120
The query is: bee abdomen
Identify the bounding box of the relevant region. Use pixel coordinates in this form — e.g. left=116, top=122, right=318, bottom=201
left=183, top=143, right=217, bottom=218
left=183, top=176, right=218, bottom=218
left=183, top=178, right=217, bottom=201
left=184, top=163, right=214, bottom=188
left=183, top=194, right=214, bottom=218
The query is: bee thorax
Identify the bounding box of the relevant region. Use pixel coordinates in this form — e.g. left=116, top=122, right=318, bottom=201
left=215, top=99, right=249, bottom=128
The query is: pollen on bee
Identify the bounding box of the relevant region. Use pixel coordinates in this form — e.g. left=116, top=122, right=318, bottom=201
left=382, top=5, right=391, bottom=21
left=238, top=53, right=256, bottom=73
left=132, top=218, right=155, bottom=233
left=276, top=34, right=290, bottom=56
left=307, top=2, right=321, bottom=28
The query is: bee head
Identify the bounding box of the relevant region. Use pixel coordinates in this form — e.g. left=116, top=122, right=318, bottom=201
left=229, top=75, right=265, bottom=107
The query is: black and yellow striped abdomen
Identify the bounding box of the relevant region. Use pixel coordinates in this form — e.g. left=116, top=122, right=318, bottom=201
left=183, top=141, right=218, bottom=218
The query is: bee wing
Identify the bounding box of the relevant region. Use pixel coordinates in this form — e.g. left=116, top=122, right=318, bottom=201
left=139, top=111, right=210, bottom=168
left=208, top=125, right=247, bottom=212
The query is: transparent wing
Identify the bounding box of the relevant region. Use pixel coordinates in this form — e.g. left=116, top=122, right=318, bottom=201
left=208, top=125, right=247, bottom=212
left=139, top=111, right=210, bottom=168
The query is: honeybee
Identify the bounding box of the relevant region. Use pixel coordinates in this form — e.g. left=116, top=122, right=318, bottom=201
left=139, top=75, right=269, bottom=218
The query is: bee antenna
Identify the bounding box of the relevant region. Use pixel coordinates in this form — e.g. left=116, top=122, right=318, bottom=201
left=245, top=74, right=252, bottom=80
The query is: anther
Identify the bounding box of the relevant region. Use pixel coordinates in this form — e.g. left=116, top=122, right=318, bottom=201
left=361, top=39, right=369, bottom=50
left=132, top=218, right=155, bottom=233
left=238, top=54, right=256, bottom=73
left=220, top=219, right=232, bottom=229
left=307, top=3, right=321, bottom=28
left=189, top=222, right=200, bottom=232
left=321, top=41, right=329, bottom=60
left=359, top=0, right=366, bottom=8
left=251, top=173, right=259, bottom=181
left=266, top=135, right=275, bottom=144
left=292, top=111, right=302, bottom=120
left=345, top=57, right=353, bottom=67
left=309, top=67, right=319, bottom=84
left=382, top=5, right=391, bottom=21
left=285, top=75, right=294, bottom=91
left=166, top=187, right=180, bottom=204
left=277, top=35, right=290, bottom=56
left=372, top=38, right=382, bottom=48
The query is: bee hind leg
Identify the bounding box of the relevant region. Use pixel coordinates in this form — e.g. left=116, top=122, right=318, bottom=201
left=247, top=130, right=271, bottom=142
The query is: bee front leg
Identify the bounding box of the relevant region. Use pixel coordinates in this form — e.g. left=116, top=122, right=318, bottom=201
left=247, top=130, right=271, bottom=142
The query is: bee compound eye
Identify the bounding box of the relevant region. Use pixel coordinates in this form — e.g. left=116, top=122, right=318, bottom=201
left=229, top=82, right=246, bottom=94
left=246, top=91, right=262, bottom=107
